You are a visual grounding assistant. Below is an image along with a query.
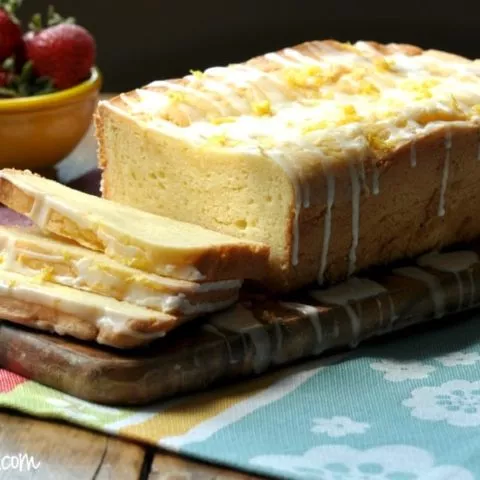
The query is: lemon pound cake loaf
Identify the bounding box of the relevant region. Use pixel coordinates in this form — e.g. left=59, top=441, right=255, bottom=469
left=0, top=169, right=269, bottom=282
left=96, top=40, right=480, bottom=291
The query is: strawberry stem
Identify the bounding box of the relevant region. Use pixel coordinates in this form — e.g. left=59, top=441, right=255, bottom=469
left=0, top=0, right=23, bottom=24
left=28, top=12, right=43, bottom=32
left=46, top=5, right=75, bottom=27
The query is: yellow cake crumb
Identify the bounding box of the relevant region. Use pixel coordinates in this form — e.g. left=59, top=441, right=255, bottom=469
left=16, top=253, right=27, bottom=265
left=374, top=58, right=395, bottom=72
left=401, top=78, right=440, bottom=100
left=365, top=127, right=393, bottom=153
left=284, top=65, right=324, bottom=89
left=251, top=100, right=273, bottom=116
left=209, top=116, right=236, bottom=125
left=358, top=80, right=380, bottom=96
left=207, top=134, right=240, bottom=148
left=168, top=91, right=186, bottom=103
left=301, top=120, right=330, bottom=134
left=189, top=70, right=204, bottom=79
left=338, top=104, right=362, bottom=124
left=31, top=266, right=55, bottom=284
left=62, top=251, right=73, bottom=261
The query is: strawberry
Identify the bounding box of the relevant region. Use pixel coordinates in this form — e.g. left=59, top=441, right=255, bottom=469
left=24, top=8, right=95, bottom=90
left=0, top=0, right=23, bottom=61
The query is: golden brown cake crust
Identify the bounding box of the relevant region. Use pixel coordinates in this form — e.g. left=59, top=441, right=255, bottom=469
left=96, top=40, right=480, bottom=292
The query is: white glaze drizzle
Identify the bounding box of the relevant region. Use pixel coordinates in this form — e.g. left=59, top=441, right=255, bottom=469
left=348, top=159, right=361, bottom=276
left=317, top=171, right=335, bottom=284
left=309, top=278, right=387, bottom=344
left=199, top=78, right=247, bottom=112
left=280, top=302, right=323, bottom=353
left=410, top=141, right=417, bottom=167
left=468, top=269, right=476, bottom=307
left=283, top=48, right=320, bottom=65
left=438, top=129, right=452, bottom=217
left=417, top=250, right=479, bottom=272
left=149, top=81, right=230, bottom=116
left=209, top=305, right=272, bottom=374
left=302, top=182, right=311, bottom=208
left=271, top=320, right=286, bottom=363
left=202, top=324, right=236, bottom=364
left=375, top=298, right=384, bottom=327
left=456, top=275, right=464, bottom=311
left=387, top=294, right=398, bottom=326
left=417, top=251, right=479, bottom=311
left=393, top=266, right=445, bottom=318
left=264, top=52, right=299, bottom=67
left=266, top=150, right=303, bottom=266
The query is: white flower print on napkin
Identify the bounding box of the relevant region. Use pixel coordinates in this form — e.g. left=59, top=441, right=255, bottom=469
left=250, top=444, right=473, bottom=480
left=311, top=416, right=370, bottom=437
left=369, top=359, right=435, bottom=382
left=435, top=351, right=480, bottom=367
left=403, top=380, right=480, bottom=427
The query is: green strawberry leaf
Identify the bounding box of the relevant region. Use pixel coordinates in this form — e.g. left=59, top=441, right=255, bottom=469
left=0, top=87, right=17, bottom=98
left=46, top=5, right=76, bottom=27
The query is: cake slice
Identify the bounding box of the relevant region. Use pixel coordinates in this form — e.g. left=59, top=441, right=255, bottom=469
left=0, top=226, right=241, bottom=315
left=0, top=269, right=189, bottom=348
left=0, top=169, right=269, bottom=282
left=96, top=40, right=480, bottom=292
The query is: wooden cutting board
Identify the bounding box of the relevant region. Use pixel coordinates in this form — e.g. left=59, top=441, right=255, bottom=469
left=1, top=246, right=479, bottom=405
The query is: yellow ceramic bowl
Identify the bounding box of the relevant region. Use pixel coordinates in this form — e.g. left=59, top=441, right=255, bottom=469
left=0, top=68, right=102, bottom=169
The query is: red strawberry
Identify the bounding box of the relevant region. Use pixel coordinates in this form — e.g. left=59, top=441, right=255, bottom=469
left=25, top=23, right=95, bottom=90
left=0, top=0, right=22, bottom=61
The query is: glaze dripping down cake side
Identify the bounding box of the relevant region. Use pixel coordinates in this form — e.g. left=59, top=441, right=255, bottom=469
left=96, top=40, right=480, bottom=292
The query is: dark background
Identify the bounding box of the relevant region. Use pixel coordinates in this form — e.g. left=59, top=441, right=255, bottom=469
left=21, top=0, right=480, bottom=92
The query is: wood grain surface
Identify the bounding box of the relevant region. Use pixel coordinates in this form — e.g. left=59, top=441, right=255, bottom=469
left=0, top=410, right=145, bottom=479
left=0, top=410, right=264, bottom=479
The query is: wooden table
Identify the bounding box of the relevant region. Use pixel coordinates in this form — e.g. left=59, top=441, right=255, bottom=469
left=0, top=97, right=262, bottom=480
left=0, top=409, right=261, bottom=479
